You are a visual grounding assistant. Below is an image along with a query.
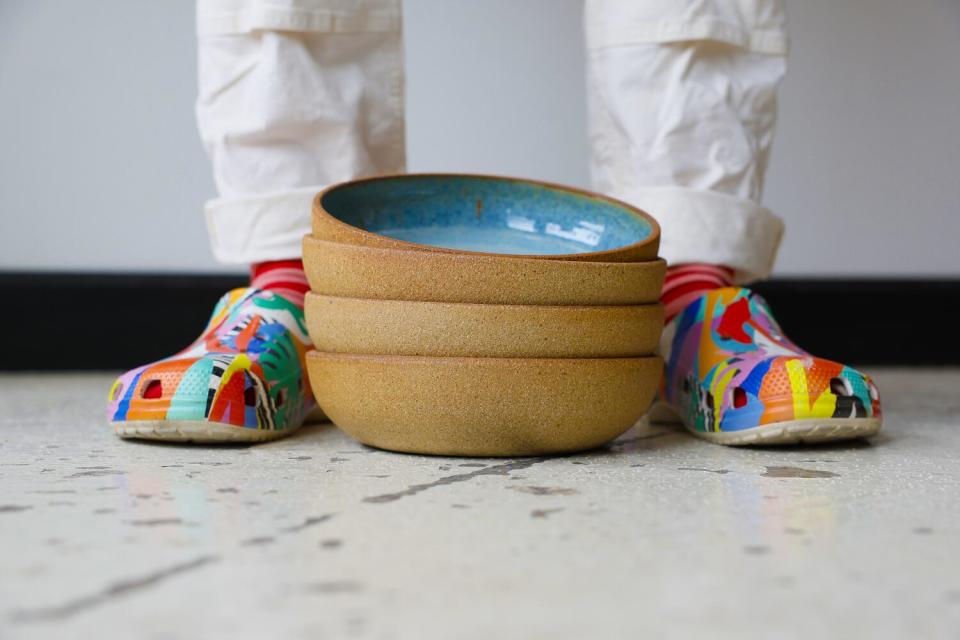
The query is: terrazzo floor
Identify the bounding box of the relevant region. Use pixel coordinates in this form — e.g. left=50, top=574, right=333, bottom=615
left=1, top=369, right=958, bottom=640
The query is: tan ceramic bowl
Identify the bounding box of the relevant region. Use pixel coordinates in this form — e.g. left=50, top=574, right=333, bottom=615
left=303, top=236, right=666, bottom=305
left=311, top=174, right=660, bottom=262
left=305, top=293, right=663, bottom=358
left=306, top=351, right=662, bottom=456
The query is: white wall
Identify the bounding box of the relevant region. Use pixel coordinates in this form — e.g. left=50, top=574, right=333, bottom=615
left=1, top=0, right=958, bottom=276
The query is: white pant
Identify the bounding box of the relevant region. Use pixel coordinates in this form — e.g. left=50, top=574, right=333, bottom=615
left=197, top=0, right=787, bottom=282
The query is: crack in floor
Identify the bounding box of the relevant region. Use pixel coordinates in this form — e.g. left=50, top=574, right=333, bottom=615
left=605, top=431, right=676, bottom=451
left=762, top=466, right=840, bottom=479
left=281, top=514, right=335, bottom=533
left=10, top=555, right=220, bottom=623
left=363, top=459, right=546, bottom=504
left=678, top=467, right=732, bottom=475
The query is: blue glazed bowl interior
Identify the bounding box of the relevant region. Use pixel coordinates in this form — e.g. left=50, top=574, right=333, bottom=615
left=320, top=175, right=653, bottom=255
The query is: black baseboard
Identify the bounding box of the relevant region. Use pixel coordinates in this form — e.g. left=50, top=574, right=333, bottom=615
left=1, top=272, right=957, bottom=370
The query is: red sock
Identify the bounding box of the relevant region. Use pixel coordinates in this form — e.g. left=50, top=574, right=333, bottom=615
left=250, top=259, right=309, bottom=308
left=661, top=264, right=734, bottom=323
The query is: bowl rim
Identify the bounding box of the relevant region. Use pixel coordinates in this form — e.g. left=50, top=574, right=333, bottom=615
left=304, top=291, right=665, bottom=314
left=303, top=235, right=666, bottom=306
left=303, top=234, right=668, bottom=272
left=306, top=350, right=663, bottom=366
left=312, top=172, right=661, bottom=260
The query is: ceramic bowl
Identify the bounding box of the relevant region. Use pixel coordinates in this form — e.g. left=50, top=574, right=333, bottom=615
left=302, top=236, right=666, bottom=305
left=305, top=293, right=663, bottom=358
left=306, top=351, right=662, bottom=456
left=312, top=174, right=660, bottom=262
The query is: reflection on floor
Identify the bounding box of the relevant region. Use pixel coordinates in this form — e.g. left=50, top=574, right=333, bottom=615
left=1, top=369, right=959, bottom=639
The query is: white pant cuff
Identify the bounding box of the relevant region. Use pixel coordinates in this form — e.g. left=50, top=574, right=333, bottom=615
left=205, top=187, right=319, bottom=264
left=198, top=2, right=401, bottom=36
left=608, top=185, right=784, bottom=283
left=585, top=18, right=788, bottom=55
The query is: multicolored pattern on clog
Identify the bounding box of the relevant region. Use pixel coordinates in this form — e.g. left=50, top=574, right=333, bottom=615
left=661, top=287, right=881, bottom=433
left=108, top=288, right=313, bottom=433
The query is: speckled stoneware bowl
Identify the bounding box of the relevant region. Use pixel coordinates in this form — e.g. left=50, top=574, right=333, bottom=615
left=311, top=174, right=660, bottom=262
left=306, top=351, right=662, bottom=457
left=302, top=236, right=666, bottom=305
left=304, top=293, right=663, bottom=358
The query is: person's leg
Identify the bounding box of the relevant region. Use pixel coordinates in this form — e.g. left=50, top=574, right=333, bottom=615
left=108, top=0, right=404, bottom=442
left=585, top=0, right=881, bottom=444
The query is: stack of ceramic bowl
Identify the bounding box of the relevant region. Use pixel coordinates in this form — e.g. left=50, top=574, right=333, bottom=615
left=302, top=174, right=666, bottom=456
